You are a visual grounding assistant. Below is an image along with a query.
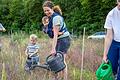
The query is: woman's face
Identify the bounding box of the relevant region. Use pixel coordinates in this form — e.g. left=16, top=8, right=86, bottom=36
left=43, top=7, right=53, bottom=17
left=117, top=2, right=120, bottom=10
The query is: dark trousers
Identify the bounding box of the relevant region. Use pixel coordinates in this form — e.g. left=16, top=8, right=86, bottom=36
left=107, top=40, right=120, bottom=80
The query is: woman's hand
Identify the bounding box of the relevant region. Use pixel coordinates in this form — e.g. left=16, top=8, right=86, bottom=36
left=50, top=49, right=56, bottom=56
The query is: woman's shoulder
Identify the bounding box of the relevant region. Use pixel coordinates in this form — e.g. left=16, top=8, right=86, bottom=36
left=52, top=15, right=63, bottom=26
left=53, top=15, right=62, bottom=20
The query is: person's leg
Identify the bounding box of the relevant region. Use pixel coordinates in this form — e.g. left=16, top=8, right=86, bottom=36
left=62, top=54, right=67, bottom=80
left=116, top=47, right=120, bottom=80
left=57, top=38, right=70, bottom=80
left=57, top=54, right=67, bottom=80
left=56, top=36, right=71, bottom=80
left=55, top=54, right=67, bottom=80
left=53, top=73, right=58, bottom=80
left=107, top=41, right=119, bottom=75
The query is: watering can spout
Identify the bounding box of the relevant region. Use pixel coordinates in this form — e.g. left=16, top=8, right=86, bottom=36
left=35, top=64, right=50, bottom=70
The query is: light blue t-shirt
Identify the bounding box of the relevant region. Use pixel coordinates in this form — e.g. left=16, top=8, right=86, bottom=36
left=52, top=16, right=70, bottom=39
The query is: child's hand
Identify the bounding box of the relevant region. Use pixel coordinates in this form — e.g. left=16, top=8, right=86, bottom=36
left=43, top=23, right=48, bottom=26
left=29, top=54, right=33, bottom=57
left=29, top=53, right=35, bottom=57
left=58, top=32, right=63, bottom=35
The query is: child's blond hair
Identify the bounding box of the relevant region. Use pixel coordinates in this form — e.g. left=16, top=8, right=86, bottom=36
left=30, top=34, right=38, bottom=40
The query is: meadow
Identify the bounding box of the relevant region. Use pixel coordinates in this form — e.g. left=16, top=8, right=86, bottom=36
left=0, top=32, right=104, bottom=80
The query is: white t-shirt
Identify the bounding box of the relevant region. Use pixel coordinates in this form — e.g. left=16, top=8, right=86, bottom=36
left=104, top=7, right=120, bottom=42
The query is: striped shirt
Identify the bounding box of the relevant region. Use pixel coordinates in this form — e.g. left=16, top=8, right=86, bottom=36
left=26, top=43, right=39, bottom=55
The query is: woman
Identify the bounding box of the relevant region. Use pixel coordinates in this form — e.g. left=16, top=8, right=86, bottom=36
left=42, top=1, right=71, bottom=80
left=103, top=0, right=120, bottom=79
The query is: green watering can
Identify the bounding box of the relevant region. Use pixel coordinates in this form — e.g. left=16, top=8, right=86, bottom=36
left=96, top=61, right=115, bottom=80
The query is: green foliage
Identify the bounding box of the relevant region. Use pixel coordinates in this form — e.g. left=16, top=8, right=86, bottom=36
left=0, top=0, right=116, bottom=35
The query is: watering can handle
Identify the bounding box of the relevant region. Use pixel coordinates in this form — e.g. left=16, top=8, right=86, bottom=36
left=46, top=51, right=64, bottom=62
left=102, top=59, right=111, bottom=65
left=56, top=51, right=64, bottom=61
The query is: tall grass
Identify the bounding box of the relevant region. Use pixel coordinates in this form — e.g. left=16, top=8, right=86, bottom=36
left=0, top=32, right=104, bottom=80
left=1, top=63, right=7, bottom=80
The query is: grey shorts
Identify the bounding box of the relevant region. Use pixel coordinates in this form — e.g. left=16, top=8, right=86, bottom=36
left=56, top=36, right=71, bottom=54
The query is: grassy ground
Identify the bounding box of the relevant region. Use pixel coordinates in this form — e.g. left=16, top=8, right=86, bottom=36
left=0, top=32, right=104, bottom=80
